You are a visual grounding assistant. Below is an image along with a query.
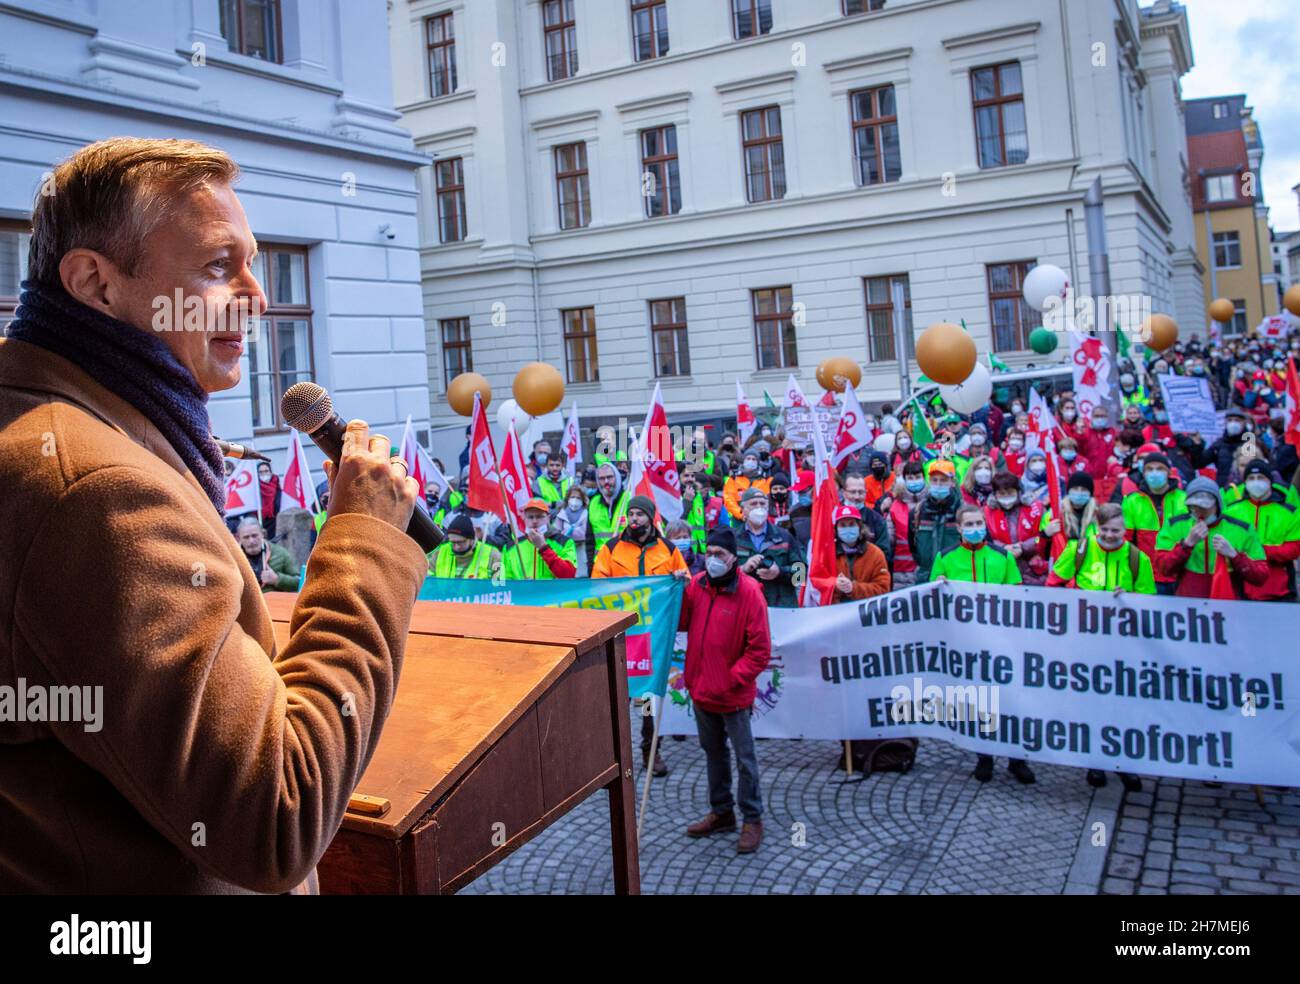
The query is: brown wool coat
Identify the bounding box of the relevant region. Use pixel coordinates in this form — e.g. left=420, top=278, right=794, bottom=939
left=0, top=338, right=427, bottom=893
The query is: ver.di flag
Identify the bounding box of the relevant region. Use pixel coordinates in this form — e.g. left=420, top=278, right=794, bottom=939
left=499, top=406, right=533, bottom=534
left=467, top=391, right=506, bottom=521
left=1286, top=357, right=1300, bottom=448
left=280, top=427, right=320, bottom=512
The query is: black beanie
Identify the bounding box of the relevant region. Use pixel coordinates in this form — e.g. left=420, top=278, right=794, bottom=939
left=1242, top=458, right=1271, bottom=480
left=446, top=514, right=474, bottom=538
left=770, top=470, right=791, bottom=487
left=627, top=494, right=657, bottom=519
left=1066, top=472, right=1095, bottom=493
left=1142, top=452, right=1171, bottom=469
left=706, top=527, right=737, bottom=554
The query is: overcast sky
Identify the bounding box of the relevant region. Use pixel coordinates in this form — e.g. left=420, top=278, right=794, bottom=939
left=1177, top=0, right=1300, bottom=231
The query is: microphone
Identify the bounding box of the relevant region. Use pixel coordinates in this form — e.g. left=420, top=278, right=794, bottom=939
left=280, top=382, right=446, bottom=553
left=213, top=437, right=271, bottom=463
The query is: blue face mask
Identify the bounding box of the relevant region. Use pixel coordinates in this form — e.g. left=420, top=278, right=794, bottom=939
left=930, top=485, right=952, bottom=501
left=1068, top=490, right=1092, bottom=507
left=961, top=527, right=986, bottom=545
left=1144, top=470, right=1168, bottom=491
left=672, top=539, right=692, bottom=554
left=904, top=479, right=926, bottom=494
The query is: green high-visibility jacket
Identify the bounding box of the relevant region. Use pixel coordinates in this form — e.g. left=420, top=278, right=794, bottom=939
left=676, top=448, right=716, bottom=475
left=536, top=474, right=572, bottom=503
left=684, top=493, right=708, bottom=553
left=588, top=491, right=628, bottom=552
left=429, top=540, right=497, bottom=579
left=502, top=535, right=577, bottom=580
left=931, top=542, right=1022, bottom=584
left=1154, top=511, right=1266, bottom=576
left=1052, top=535, right=1155, bottom=593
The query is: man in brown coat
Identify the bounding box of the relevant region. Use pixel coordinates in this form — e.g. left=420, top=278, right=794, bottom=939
left=0, top=137, right=426, bottom=893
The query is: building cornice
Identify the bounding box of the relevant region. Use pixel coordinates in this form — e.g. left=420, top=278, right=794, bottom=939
left=941, top=21, right=1041, bottom=50
left=822, top=47, right=914, bottom=75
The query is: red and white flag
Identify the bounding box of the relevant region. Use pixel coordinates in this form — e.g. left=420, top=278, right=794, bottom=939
left=736, top=380, right=758, bottom=445
left=498, top=408, right=534, bottom=534
left=280, top=427, right=320, bottom=513
left=1027, top=388, right=1066, bottom=555
left=399, top=414, right=445, bottom=514
left=783, top=373, right=809, bottom=410
left=1286, top=357, right=1300, bottom=448
left=800, top=409, right=840, bottom=607
left=627, top=382, right=683, bottom=523
left=562, top=402, right=583, bottom=477
left=467, top=392, right=506, bottom=522
left=224, top=458, right=261, bottom=519
left=831, top=386, right=873, bottom=469
left=1069, top=329, right=1112, bottom=420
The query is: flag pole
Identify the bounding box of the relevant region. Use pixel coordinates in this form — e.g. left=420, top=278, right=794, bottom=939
left=636, top=695, right=667, bottom=842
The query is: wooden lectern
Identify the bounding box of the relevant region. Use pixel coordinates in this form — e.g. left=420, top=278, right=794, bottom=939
left=264, top=592, right=641, bottom=894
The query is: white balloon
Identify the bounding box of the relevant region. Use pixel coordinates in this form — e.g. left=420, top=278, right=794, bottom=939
left=871, top=432, right=896, bottom=454
left=1021, top=264, right=1070, bottom=312
left=497, top=397, right=530, bottom=435
left=938, top=362, right=993, bottom=415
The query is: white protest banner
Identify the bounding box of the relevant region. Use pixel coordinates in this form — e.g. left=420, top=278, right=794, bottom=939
left=662, top=582, right=1300, bottom=786
left=1157, top=373, right=1222, bottom=442
left=783, top=403, right=841, bottom=447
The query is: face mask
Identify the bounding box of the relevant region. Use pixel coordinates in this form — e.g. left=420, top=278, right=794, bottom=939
left=929, top=486, right=952, bottom=501
left=904, top=479, right=925, bottom=494
left=995, top=494, right=1019, bottom=509
left=1226, top=422, right=1244, bottom=436
left=743, top=459, right=759, bottom=474
left=961, top=527, right=987, bottom=545
left=672, top=538, right=693, bottom=554
left=705, top=556, right=732, bottom=579
left=748, top=506, right=769, bottom=525
left=1029, top=462, right=1046, bottom=477
left=1061, top=450, right=1077, bottom=462
left=1092, top=419, right=1109, bottom=430
left=837, top=526, right=860, bottom=545
left=897, top=438, right=912, bottom=451
left=1120, top=375, right=1135, bottom=388
left=797, top=491, right=813, bottom=507
left=258, top=470, right=271, bottom=482
left=1191, top=366, right=1205, bottom=375
left=871, top=463, right=886, bottom=475
left=771, top=490, right=788, bottom=502
left=970, top=434, right=986, bottom=446
left=1068, top=490, right=1092, bottom=508
left=1062, top=409, right=1077, bottom=420
left=1246, top=478, right=1271, bottom=500
left=1008, top=439, right=1024, bottom=451
left=1144, top=470, right=1168, bottom=491
left=974, top=468, right=992, bottom=484
left=1011, top=404, right=1024, bottom=414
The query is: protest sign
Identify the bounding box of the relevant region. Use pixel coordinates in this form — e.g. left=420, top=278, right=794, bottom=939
left=783, top=403, right=840, bottom=447
left=1157, top=373, right=1222, bottom=442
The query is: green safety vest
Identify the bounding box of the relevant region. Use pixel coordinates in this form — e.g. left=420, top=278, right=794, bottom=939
left=588, top=491, right=628, bottom=552
left=1052, top=534, right=1155, bottom=593
left=676, top=448, right=716, bottom=475
left=1222, top=481, right=1300, bottom=509
left=502, top=535, right=577, bottom=580
left=1154, top=511, right=1266, bottom=576
left=1121, top=488, right=1186, bottom=535
left=684, top=493, right=707, bottom=553
left=433, top=490, right=464, bottom=526
left=313, top=510, right=327, bottom=533
left=536, top=474, right=572, bottom=503
left=931, top=542, right=1023, bottom=584
left=430, top=540, right=496, bottom=579
left=1224, top=492, right=1300, bottom=550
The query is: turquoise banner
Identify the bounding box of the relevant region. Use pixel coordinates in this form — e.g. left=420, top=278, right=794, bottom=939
left=417, top=575, right=684, bottom=698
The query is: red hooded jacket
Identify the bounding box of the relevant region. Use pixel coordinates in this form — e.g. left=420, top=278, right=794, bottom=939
left=679, top=569, right=772, bottom=714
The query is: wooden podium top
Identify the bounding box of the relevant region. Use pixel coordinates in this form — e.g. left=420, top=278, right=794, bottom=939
left=263, top=592, right=637, bottom=840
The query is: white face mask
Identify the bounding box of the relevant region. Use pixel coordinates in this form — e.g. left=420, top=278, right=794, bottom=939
left=748, top=506, right=769, bottom=526
left=974, top=468, right=992, bottom=484
left=995, top=494, right=1019, bottom=509
left=705, top=555, right=732, bottom=578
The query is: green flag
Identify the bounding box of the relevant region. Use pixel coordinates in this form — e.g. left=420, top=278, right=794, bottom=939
left=988, top=352, right=1011, bottom=374
left=909, top=398, right=935, bottom=444
left=762, top=389, right=777, bottom=410
left=1116, top=322, right=1130, bottom=359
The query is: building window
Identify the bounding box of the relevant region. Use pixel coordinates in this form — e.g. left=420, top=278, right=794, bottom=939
left=972, top=62, right=1028, bottom=168
left=218, top=0, right=282, bottom=62
left=851, top=85, right=901, bottom=186
left=1204, top=173, right=1237, bottom=204
left=425, top=12, right=457, bottom=97
left=1229, top=299, right=1248, bottom=337
left=435, top=157, right=467, bottom=243
left=543, top=0, right=578, bottom=81
left=1213, top=232, right=1241, bottom=269
left=741, top=106, right=786, bottom=203
left=249, top=245, right=314, bottom=431
left=752, top=287, right=797, bottom=369
left=863, top=275, right=913, bottom=362
left=732, top=0, right=772, bottom=40
left=631, top=0, right=669, bottom=61
left=1212, top=102, right=1229, bottom=120
left=843, top=0, right=886, bottom=13
left=555, top=143, right=591, bottom=230
left=640, top=125, right=681, bottom=218
left=986, top=261, right=1037, bottom=353
left=650, top=298, right=690, bottom=377
left=563, top=307, right=599, bottom=383
left=0, top=222, right=31, bottom=326
left=440, top=317, right=472, bottom=388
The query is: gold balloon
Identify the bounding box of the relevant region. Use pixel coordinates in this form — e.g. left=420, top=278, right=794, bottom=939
left=1208, top=298, right=1235, bottom=323
left=915, top=322, right=977, bottom=386
left=513, top=362, right=565, bottom=417
left=1285, top=284, right=1300, bottom=318
left=446, top=371, right=491, bottom=417
left=1140, top=314, right=1178, bottom=353
left=816, top=356, right=861, bottom=393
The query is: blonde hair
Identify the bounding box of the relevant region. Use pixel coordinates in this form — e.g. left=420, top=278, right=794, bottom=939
left=962, top=455, right=995, bottom=491
left=29, top=136, right=239, bottom=288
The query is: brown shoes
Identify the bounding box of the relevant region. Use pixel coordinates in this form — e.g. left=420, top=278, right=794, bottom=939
left=737, top=821, right=763, bottom=854
left=686, top=811, right=736, bottom=838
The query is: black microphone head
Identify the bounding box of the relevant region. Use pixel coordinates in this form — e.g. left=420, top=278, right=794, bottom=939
left=281, top=382, right=333, bottom=433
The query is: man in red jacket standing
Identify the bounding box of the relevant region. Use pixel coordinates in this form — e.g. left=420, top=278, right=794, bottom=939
left=681, top=527, right=773, bottom=854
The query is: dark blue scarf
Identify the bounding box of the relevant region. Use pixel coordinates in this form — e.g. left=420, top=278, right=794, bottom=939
left=6, top=281, right=227, bottom=512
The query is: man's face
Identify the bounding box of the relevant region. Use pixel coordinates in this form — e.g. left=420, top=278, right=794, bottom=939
left=546, top=457, right=563, bottom=479
left=958, top=513, right=986, bottom=536
left=930, top=474, right=954, bottom=493
left=627, top=507, right=651, bottom=530
left=843, top=477, right=866, bottom=508
left=449, top=533, right=474, bottom=554
left=103, top=182, right=265, bottom=394
left=598, top=470, right=617, bottom=494
left=237, top=524, right=263, bottom=554
left=524, top=508, right=548, bottom=533
left=1124, top=407, right=1142, bottom=425
left=744, top=495, right=768, bottom=524
left=1097, top=517, right=1127, bottom=551
left=682, top=476, right=697, bottom=499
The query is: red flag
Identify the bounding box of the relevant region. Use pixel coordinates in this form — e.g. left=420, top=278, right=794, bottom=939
left=800, top=404, right=839, bottom=606
left=736, top=380, right=757, bottom=445
left=280, top=427, right=319, bottom=512
left=467, top=392, right=506, bottom=521
left=224, top=459, right=261, bottom=519
left=1286, top=358, right=1300, bottom=448
left=627, top=382, right=682, bottom=522
left=499, top=410, right=533, bottom=534
left=831, top=386, right=873, bottom=469
left=1027, top=389, right=1066, bottom=555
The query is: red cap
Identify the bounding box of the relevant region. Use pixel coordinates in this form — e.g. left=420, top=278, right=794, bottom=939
left=1137, top=443, right=1161, bottom=456
left=792, top=468, right=815, bottom=492
left=832, top=504, right=862, bottom=524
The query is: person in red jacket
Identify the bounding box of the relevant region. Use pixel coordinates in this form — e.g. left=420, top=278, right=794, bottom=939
left=681, top=527, right=773, bottom=855
left=984, top=472, right=1046, bottom=583
left=1075, top=404, right=1117, bottom=478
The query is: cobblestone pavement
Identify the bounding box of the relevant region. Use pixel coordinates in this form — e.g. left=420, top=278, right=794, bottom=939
left=461, top=737, right=1124, bottom=895
left=1101, top=779, right=1300, bottom=895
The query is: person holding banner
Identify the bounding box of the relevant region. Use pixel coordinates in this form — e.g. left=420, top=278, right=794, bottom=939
left=830, top=505, right=891, bottom=601
left=428, top=513, right=502, bottom=579
left=1223, top=460, right=1300, bottom=602
left=1041, top=473, right=1099, bottom=564
left=1155, top=477, right=1268, bottom=600
left=681, top=528, right=772, bottom=854
left=985, top=471, right=1047, bottom=584
left=502, top=498, right=577, bottom=580
left=1118, top=452, right=1184, bottom=596
left=930, top=505, right=1035, bottom=786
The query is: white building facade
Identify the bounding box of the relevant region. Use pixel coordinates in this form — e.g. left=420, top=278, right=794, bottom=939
left=391, top=0, right=1199, bottom=458
left=0, top=0, right=430, bottom=477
